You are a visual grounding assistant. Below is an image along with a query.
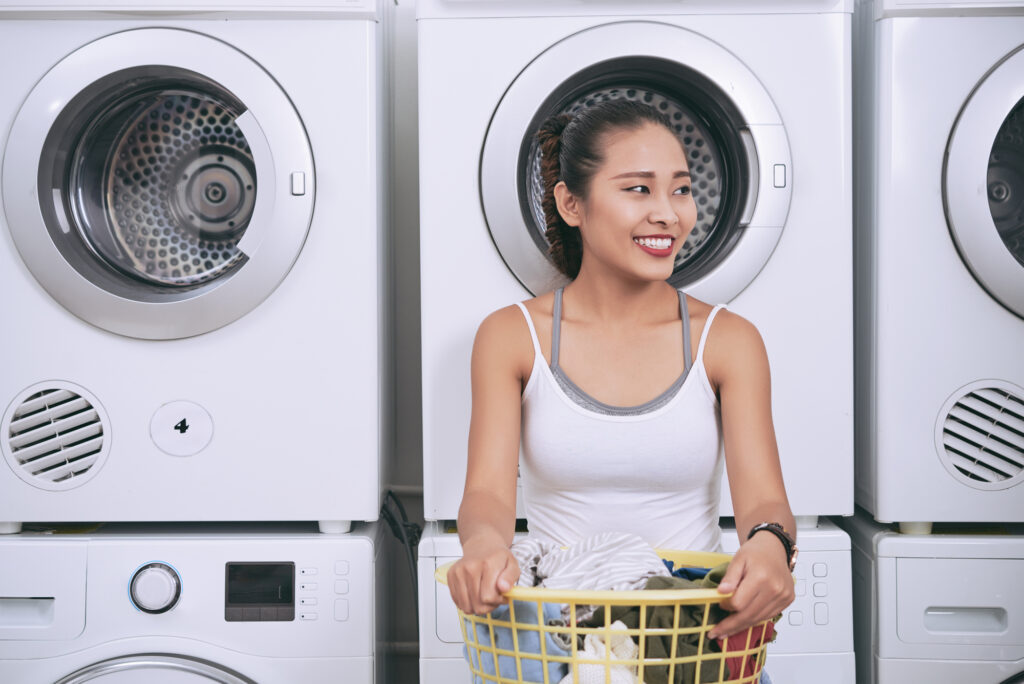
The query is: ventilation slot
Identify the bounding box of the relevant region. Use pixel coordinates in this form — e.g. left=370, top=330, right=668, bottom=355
left=7, top=388, right=105, bottom=486
left=941, top=387, right=1024, bottom=489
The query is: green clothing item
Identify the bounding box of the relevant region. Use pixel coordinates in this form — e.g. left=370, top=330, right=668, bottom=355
left=582, top=562, right=730, bottom=684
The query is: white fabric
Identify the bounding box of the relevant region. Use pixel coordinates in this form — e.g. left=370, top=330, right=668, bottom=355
left=511, top=532, right=670, bottom=592
left=516, top=301, right=726, bottom=552
left=557, top=620, right=646, bottom=684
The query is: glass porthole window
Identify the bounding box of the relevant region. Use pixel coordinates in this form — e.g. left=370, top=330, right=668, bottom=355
left=518, top=57, right=750, bottom=289
left=479, top=23, right=791, bottom=302
left=40, top=67, right=255, bottom=300
left=988, top=95, right=1024, bottom=268
left=945, top=47, right=1024, bottom=320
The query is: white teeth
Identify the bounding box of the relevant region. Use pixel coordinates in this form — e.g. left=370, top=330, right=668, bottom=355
left=633, top=237, right=672, bottom=250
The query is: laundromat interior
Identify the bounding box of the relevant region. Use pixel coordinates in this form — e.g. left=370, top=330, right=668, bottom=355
left=0, top=1, right=1022, bottom=683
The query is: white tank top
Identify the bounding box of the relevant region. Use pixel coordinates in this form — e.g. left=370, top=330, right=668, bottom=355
left=515, top=290, right=725, bottom=552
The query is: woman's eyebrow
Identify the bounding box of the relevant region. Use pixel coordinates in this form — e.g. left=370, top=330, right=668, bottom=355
left=608, top=170, right=691, bottom=179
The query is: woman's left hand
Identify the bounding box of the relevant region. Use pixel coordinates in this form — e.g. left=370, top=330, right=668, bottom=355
left=708, top=531, right=795, bottom=640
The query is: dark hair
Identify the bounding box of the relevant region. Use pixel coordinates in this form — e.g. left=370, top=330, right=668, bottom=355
left=535, top=99, right=678, bottom=278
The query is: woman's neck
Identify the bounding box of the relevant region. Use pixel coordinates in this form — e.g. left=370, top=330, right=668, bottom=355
left=564, top=265, right=676, bottom=326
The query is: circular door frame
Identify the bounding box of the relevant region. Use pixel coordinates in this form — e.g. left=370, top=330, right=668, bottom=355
left=480, top=21, right=792, bottom=300
left=945, top=45, right=1024, bottom=319
left=54, top=654, right=255, bottom=683
left=2, top=28, right=314, bottom=340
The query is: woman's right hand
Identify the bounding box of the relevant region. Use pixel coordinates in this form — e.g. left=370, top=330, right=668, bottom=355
left=447, top=541, right=520, bottom=616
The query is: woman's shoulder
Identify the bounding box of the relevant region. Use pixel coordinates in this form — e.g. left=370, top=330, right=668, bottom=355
left=681, top=293, right=760, bottom=345
left=693, top=300, right=769, bottom=384
left=472, top=293, right=557, bottom=375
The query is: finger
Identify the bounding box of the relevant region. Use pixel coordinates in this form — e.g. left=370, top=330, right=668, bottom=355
left=711, top=575, right=760, bottom=639
left=448, top=565, right=473, bottom=615
left=496, top=556, right=519, bottom=593
left=478, top=561, right=504, bottom=607
left=716, top=556, right=747, bottom=595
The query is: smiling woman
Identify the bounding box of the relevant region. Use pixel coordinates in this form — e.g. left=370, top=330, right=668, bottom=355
left=447, top=100, right=796, bottom=657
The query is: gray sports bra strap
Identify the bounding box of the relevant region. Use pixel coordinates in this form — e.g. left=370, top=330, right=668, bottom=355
left=679, top=290, right=692, bottom=373
left=551, top=287, right=564, bottom=367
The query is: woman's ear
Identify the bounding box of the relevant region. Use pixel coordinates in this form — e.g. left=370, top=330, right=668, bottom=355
left=553, top=181, right=582, bottom=228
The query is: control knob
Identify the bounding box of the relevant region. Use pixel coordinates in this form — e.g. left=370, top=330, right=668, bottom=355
left=130, top=562, right=181, bottom=614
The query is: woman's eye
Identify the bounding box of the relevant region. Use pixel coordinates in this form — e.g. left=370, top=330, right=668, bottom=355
left=674, top=185, right=692, bottom=196
left=625, top=185, right=650, bottom=194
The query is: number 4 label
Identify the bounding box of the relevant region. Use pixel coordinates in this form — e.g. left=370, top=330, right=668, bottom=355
left=174, top=419, right=189, bottom=434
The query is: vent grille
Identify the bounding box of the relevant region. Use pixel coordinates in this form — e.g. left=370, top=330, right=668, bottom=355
left=940, top=386, right=1024, bottom=490
left=6, top=388, right=105, bottom=487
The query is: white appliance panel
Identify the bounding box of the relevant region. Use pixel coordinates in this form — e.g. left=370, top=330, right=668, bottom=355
left=853, top=0, right=1024, bottom=524
left=0, top=525, right=382, bottom=683
left=0, top=5, right=390, bottom=530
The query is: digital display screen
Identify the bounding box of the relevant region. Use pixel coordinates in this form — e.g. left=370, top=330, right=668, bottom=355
left=225, top=563, right=294, bottom=606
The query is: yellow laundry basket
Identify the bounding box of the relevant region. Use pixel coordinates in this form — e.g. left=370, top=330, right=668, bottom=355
left=436, top=550, right=772, bottom=684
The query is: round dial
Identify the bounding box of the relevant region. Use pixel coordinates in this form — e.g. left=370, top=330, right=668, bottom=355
left=129, top=562, right=181, bottom=614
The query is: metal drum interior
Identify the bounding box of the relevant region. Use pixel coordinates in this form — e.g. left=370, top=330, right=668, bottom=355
left=516, top=57, right=751, bottom=290
left=989, top=95, right=1024, bottom=269
left=39, top=67, right=256, bottom=301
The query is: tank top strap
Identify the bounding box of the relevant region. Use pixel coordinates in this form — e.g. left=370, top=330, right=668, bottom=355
left=514, top=301, right=544, bottom=364
left=678, top=290, right=693, bottom=374
left=551, top=287, right=565, bottom=368
left=696, top=304, right=727, bottom=367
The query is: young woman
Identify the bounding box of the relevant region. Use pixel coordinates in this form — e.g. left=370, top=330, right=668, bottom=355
left=447, top=99, right=796, bottom=643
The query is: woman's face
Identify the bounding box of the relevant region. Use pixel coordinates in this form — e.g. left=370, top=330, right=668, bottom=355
left=559, top=122, right=697, bottom=283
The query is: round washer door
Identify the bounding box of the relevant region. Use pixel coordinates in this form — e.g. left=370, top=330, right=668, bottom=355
left=945, top=45, right=1024, bottom=319
left=2, top=28, right=314, bottom=339
left=54, top=654, right=254, bottom=683
left=480, top=21, right=792, bottom=299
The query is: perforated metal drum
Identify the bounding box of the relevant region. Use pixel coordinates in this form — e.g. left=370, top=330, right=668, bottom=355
left=69, top=86, right=255, bottom=288
left=989, top=96, right=1024, bottom=267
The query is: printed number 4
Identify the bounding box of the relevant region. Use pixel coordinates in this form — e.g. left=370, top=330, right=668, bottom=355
left=174, top=419, right=189, bottom=434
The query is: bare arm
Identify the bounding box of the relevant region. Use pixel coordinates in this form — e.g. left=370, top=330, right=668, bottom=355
left=448, top=306, right=528, bottom=615
left=705, top=311, right=796, bottom=639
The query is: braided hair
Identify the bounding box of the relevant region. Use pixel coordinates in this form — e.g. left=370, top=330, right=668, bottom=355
left=535, top=99, right=678, bottom=278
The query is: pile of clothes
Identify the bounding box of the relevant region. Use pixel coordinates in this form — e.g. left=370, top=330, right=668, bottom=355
left=461, top=532, right=777, bottom=684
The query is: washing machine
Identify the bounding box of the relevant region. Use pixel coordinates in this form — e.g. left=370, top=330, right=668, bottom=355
left=0, top=523, right=385, bottom=683
left=852, top=0, right=1024, bottom=528
left=841, top=509, right=1024, bottom=683
left=418, top=519, right=855, bottom=684
left=417, top=0, right=854, bottom=523
left=0, top=1, right=392, bottom=533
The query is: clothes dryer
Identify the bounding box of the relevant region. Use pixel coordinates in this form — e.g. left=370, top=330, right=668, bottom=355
left=418, top=519, right=855, bottom=684
left=841, top=509, right=1024, bottom=683
left=0, top=523, right=384, bottom=683
left=417, top=0, right=854, bottom=523
left=853, top=0, right=1024, bottom=527
left=0, top=1, right=392, bottom=533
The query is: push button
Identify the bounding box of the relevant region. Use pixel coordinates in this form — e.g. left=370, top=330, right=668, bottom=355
left=299, top=567, right=318, bottom=576
left=812, top=563, right=828, bottom=578
left=788, top=610, right=804, bottom=626
left=813, top=582, right=828, bottom=598
left=335, top=599, right=349, bottom=621
left=299, top=582, right=318, bottom=592
left=335, top=561, right=350, bottom=575
left=335, top=580, right=349, bottom=595
left=814, top=603, right=829, bottom=625
left=299, top=597, right=318, bottom=606
left=300, top=612, right=318, bottom=621
left=795, top=579, right=807, bottom=597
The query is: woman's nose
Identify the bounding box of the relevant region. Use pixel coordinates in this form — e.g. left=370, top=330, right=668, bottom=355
left=648, top=194, right=680, bottom=226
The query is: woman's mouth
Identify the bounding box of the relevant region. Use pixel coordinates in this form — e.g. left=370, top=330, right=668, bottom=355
left=633, top=235, right=675, bottom=257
